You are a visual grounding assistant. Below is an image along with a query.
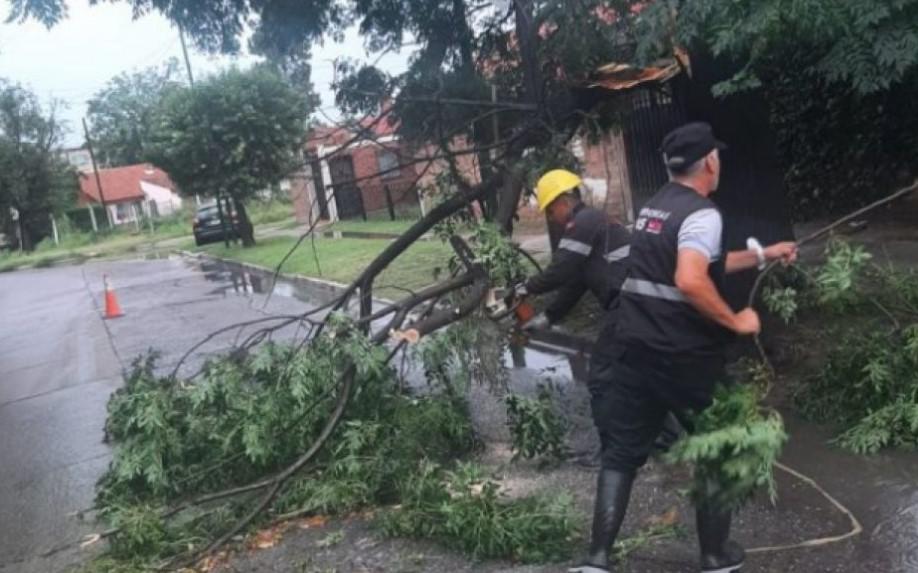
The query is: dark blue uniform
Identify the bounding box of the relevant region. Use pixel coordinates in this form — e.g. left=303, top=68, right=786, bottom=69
left=525, top=204, right=631, bottom=323
left=590, top=182, right=733, bottom=472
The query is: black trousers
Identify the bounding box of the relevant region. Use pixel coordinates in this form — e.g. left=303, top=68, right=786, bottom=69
left=588, top=340, right=726, bottom=472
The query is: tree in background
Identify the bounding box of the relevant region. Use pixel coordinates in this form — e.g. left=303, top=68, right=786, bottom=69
left=0, top=80, right=77, bottom=251
left=146, top=66, right=311, bottom=247
left=633, top=0, right=918, bottom=216
left=86, top=58, right=184, bottom=167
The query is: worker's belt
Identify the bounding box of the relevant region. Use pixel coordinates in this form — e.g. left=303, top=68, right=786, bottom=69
left=621, top=278, right=687, bottom=303
left=604, top=245, right=630, bottom=263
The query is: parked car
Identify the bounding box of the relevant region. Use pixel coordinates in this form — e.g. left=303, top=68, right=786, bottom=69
left=192, top=203, right=238, bottom=246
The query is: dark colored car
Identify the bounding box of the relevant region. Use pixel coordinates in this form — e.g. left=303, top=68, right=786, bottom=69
left=192, top=203, right=238, bottom=246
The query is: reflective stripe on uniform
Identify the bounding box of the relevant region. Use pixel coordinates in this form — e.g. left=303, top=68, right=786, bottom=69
left=621, top=278, right=687, bottom=303
left=604, top=245, right=630, bottom=263
left=559, top=238, right=592, bottom=256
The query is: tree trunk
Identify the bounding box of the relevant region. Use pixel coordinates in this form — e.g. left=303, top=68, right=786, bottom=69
left=233, top=197, right=256, bottom=247
left=19, top=217, right=34, bottom=252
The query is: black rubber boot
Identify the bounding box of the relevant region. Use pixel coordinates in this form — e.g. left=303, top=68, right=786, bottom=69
left=697, top=503, right=745, bottom=573
left=568, top=469, right=635, bottom=573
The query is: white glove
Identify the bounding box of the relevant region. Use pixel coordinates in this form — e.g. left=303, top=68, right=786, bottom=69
left=521, top=312, right=551, bottom=332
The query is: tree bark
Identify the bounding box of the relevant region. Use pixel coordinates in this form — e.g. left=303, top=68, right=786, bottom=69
left=233, top=197, right=256, bottom=247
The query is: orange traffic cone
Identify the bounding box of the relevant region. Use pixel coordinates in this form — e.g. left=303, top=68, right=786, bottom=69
left=103, top=274, right=124, bottom=319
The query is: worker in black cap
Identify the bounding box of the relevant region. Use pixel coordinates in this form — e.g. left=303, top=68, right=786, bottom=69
left=570, top=122, right=797, bottom=573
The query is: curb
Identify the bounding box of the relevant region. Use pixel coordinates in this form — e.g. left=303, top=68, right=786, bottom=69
left=178, top=250, right=394, bottom=306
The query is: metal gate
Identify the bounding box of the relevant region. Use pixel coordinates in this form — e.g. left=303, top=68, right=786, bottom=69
left=309, top=159, right=330, bottom=220
left=328, top=156, right=366, bottom=220
left=622, top=87, right=689, bottom=215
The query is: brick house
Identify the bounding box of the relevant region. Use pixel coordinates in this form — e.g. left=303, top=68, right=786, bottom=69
left=289, top=117, right=425, bottom=224
left=78, top=163, right=183, bottom=226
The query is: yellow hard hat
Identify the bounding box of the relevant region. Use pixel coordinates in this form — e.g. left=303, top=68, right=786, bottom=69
left=536, top=169, right=582, bottom=211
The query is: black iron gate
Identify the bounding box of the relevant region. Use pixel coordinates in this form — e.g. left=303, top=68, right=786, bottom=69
left=328, top=156, right=366, bottom=220
left=622, top=87, right=689, bottom=216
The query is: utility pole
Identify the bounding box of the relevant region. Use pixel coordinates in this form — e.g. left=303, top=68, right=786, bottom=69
left=83, top=117, right=113, bottom=229
left=179, top=26, right=195, bottom=87
left=179, top=24, right=232, bottom=247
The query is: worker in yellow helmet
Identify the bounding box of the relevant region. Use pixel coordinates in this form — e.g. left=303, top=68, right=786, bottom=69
left=513, top=169, right=631, bottom=331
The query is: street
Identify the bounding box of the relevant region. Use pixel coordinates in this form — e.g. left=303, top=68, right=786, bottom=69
left=0, top=256, right=312, bottom=572
left=2, top=255, right=918, bottom=573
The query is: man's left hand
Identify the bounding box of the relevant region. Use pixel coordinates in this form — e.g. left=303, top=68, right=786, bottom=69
left=765, top=242, right=798, bottom=265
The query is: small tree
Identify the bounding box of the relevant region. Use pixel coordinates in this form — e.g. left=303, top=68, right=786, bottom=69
left=0, top=80, right=76, bottom=251
left=146, top=66, right=311, bottom=247
left=87, top=58, right=184, bottom=167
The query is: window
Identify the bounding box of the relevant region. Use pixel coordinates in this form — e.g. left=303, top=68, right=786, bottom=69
left=116, top=203, right=130, bottom=222
left=377, top=150, right=400, bottom=179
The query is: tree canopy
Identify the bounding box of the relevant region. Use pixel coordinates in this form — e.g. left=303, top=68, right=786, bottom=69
left=86, top=58, right=184, bottom=167
left=0, top=80, right=76, bottom=251
left=146, top=66, right=312, bottom=246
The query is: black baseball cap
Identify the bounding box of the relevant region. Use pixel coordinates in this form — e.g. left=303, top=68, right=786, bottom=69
left=661, top=122, right=727, bottom=173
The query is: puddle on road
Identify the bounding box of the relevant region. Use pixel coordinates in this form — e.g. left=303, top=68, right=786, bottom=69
left=193, top=258, right=334, bottom=306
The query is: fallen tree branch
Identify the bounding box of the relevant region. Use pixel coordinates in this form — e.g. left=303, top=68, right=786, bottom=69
left=748, top=179, right=918, bottom=369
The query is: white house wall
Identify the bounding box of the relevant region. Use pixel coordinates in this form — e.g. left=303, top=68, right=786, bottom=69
left=140, top=181, right=182, bottom=216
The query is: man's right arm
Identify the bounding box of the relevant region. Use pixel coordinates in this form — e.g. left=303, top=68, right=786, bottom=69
left=675, top=249, right=760, bottom=335
left=675, top=208, right=760, bottom=335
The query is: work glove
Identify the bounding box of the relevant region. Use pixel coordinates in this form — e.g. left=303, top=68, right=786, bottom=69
left=521, top=311, right=551, bottom=332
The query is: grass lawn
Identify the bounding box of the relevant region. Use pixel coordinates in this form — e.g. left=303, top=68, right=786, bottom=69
left=197, top=235, right=454, bottom=299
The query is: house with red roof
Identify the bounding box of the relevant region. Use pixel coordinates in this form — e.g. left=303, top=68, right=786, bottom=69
left=78, top=163, right=184, bottom=226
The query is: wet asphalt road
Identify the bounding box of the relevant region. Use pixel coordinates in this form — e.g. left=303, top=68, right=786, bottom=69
left=0, top=256, right=314, bottom=572
left=2, top=254, right=918, bottom=572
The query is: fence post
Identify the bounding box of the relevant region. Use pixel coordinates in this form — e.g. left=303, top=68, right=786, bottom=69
left=50, top=213, right=59, bottom=246
left=88, top=204, right=99, bottom=233
left=384, top=185, right=396, bottom=221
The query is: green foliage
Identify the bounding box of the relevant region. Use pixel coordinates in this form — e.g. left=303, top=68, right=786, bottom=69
left=275, top=395, right=479, bottom=515
left=467, top=222, right=528, bottom=286
left=98, top=323, right=391, bottom=507
left=763, top=286, right=799, bottom=325
left=768, top=54, right=918, bottom=217
left=380, top=462, right=578, bottom=563
left=761, top=241, right=872, bottom=323
left=146, top=66, right=311, bottom=204
left=666, top=384, right=787, bottom=512
left=796, top=327, right=918, bottom=453
left=636, top=0, right=918, bottom=96
left=87, top=59, right=184, bottom=167
left=0, top=79, right=77, bottom=251
left=813, top=241, right=873, bottom=310
left=415, top=318, right=509, bottom=394
left=504, top=385, right=567, bottom=462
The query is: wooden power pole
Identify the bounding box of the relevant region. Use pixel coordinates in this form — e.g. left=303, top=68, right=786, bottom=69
left=82, top=117, right=113, bottom=229
left=178, top=26, right=195, bottom=87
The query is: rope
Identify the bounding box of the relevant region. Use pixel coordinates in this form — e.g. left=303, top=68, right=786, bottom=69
left=743, top=181, right=918, bottom=554
left=747, top=462, right=863, bottom=553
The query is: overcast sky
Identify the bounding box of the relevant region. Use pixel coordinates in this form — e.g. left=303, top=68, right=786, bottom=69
left=0, top=0, right=410, bottom=147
